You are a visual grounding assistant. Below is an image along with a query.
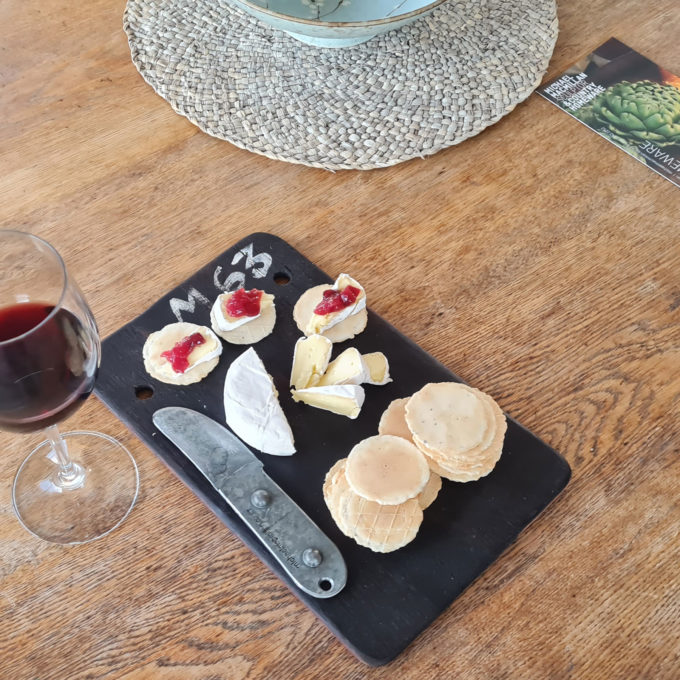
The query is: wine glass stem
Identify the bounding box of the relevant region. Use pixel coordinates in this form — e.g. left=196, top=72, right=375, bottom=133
left=45, top=424, right=86, bottom=489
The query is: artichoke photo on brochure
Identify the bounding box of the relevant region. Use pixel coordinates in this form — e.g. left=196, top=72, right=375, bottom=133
left=538, top=37, right=680, bottom=189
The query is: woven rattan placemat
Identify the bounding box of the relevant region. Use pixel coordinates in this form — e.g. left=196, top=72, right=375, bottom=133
left=124, top=0, right=557, bottom=170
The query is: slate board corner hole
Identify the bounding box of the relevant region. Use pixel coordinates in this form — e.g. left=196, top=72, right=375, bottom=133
left=273, top=269, right=292, bottom=286
left=135, top=385, right=154, bottom=400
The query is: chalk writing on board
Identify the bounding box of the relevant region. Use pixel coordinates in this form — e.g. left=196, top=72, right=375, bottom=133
left=169, top=287, right=210, bottom=322
left=231, top=243, right=272, bottom=279
left=169, top=243, right=274, bottom=320
left=214, top=266, right=246, bottom=293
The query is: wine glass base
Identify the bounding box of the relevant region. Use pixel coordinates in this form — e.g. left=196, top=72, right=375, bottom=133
left=12, top=431, right=139, bottom=545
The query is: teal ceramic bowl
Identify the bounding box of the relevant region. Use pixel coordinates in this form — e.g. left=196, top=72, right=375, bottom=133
left=227, top=0, right=450, bottom=47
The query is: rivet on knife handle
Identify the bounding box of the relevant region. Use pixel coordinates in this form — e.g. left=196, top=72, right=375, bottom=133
left=152, top=407, right=347, bottom=598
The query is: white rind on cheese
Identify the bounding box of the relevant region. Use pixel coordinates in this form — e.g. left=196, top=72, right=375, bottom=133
left=362, top=352, right=392, bottom=385
left=292, top=384, right=365, bottom=419
left=304, top=274, right=366, bottom=336
left=190, top=344, right=222, bottom=368
left=290, top=334, right=333, bottom=390
left=317, top=347, right=370, bottom=386
left=210, top=302, right=276, bottom=345
left=224, top=347, right=296, bottom=455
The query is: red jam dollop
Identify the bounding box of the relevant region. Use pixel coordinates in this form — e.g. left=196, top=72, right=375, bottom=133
left=226, top=288, right=263, bottom=318
left=313, top=285, right=361, bottom=316
left=161, top=332, right=206, bottom=373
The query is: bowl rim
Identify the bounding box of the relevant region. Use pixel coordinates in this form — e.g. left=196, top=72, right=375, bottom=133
left=230, top=0, right=450, bottom=28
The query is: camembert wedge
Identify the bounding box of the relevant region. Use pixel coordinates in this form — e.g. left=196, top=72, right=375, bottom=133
left=362, top=352, right=392, bottom=385
left=224, top=347, right=295, bottom=455
left=317, top=347, right=370, bottom=386
left=290, top=334, right=333, bottom=390
left=292, top=384, right=365, bottom=419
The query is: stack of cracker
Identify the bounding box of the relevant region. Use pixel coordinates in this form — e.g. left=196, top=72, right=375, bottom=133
left=323, top=382, right=506, bottom=553
left=380, top=382, right=507, bottom=483
left=323, top=435, right=441, bottom=553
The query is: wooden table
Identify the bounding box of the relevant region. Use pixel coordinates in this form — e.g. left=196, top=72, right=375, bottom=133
left=2, top=0, right=679, bottom=677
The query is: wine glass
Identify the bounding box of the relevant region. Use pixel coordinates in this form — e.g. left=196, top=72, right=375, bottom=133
left=1, top=230, right=139, bottom=544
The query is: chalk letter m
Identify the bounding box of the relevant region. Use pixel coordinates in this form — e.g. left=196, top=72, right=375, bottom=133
left=169, top=287, right=210, bottom=322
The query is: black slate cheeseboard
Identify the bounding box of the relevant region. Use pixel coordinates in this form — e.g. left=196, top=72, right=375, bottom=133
left=95, top=233, right=571, bottom=666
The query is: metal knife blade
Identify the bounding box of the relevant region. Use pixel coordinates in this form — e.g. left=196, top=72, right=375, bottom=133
left=153, top=406, right=347, bottom=598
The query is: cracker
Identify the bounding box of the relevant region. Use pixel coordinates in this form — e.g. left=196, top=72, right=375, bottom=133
left=404, top=381, right=507, bottom=482
left=339, top=492, right=423, bottom=553
left=345, top=435, right=430, bottom=505
left=405, top=382, right=489, bottom=456
left=426, top=457, right=487, bottom=483
left=324, top=452, right=430, bottom=551
left=323, top=458, right=353, bottom=534
left=458, top=387, right=497, bottom=452
left=412, top=433, right=488, bottom=471
left=322, top=459, right=346, bottom=498
left=419, top=394, right=506, bottom=466
left=210, top=299, right=276, bottom=344
left=293, top=284, right=367, bottom=343
left=419, top=409, right=507, bottom=482
left=323, top=309, right=367, bottom=343
left=378, top=397, right=414, bottom=443
left=417, top=471, right=442, bottom=509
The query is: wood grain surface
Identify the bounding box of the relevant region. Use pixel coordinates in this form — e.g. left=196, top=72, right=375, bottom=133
left=1, top=0, right=679, bottom=678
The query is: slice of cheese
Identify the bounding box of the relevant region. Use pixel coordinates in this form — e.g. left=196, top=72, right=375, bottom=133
left=290, top=334, right=333, bottom=389
left=317, top=347, right=370, bottom=386
left=292, top=385, right=365, bottom=419
left=304, top=274, right=366, bottom=336
left=224, top=347, right=295, bottom=455
left=212, top=291, right=274, bottom=332
left=362, top=352, right=392, bottom=385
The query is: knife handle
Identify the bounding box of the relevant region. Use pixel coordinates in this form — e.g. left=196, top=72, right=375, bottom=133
left=221, top=470, right=347, bottom=599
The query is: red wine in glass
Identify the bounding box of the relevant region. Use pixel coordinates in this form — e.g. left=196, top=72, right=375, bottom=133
left=0, top=302, right=97, bottom=433
left=1, top=230, right=138, bottom=545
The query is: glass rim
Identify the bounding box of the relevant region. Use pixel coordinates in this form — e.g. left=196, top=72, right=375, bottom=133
left=0, top=229, right=68, bottom=347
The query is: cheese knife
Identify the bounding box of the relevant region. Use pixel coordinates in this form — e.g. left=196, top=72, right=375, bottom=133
left=152, top=406, right=347, bottom=598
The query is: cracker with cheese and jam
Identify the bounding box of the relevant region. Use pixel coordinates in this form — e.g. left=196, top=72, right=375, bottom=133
left=293, top=274, right=367, bottom=343
left=210, top=287, right=276, bottom=344
left=142, top=322, right=222, bottom=385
